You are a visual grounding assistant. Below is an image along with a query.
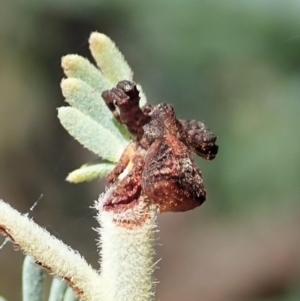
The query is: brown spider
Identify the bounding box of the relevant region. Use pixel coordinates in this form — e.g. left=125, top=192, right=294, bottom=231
left=101, top=80, right=218, bottom=212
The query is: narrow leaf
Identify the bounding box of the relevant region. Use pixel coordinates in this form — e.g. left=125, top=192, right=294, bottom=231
left=22, top=256, right=45, bottom=301
left=58, top=107, right=125, bottom=162
left=0, top=200, right=104, bottom=301
left=63, top=288, right=78, bottom=301
left=89, top=32, right=133, bottom=84
left=67, top=162, right=115, bottom=183
left=137, top=84, right=147, bottom=107
left=48, top=278, right=67, bottom=301
left=62, top=54, right=113, bottom=92
left=61, top=78, right=128, bottom=143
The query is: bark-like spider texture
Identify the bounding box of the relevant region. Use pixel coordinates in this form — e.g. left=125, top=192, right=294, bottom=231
left=101, top=81, right=218, bottom=212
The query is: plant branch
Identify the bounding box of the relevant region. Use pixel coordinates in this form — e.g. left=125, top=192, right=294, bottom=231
left=0, top=200, right=103, bottom=301
left=96, top=189, right=158, bottom=301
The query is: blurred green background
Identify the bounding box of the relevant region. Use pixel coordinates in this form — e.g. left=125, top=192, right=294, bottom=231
left=1, top=1, right=300, bottom=300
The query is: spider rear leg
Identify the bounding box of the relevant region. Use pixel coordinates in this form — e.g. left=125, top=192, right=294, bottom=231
left=180, top=119, right=218, bottom=160
left=104, top=153, right=144, bottom=207
left=106, top=142, right=136, bottom=184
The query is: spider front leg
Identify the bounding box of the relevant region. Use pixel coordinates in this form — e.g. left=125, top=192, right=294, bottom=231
left=180, top=119, right=219, bottom=160
left=101, top=88, right=122, bottom=123
left=101, top=80, right=150, bottom=139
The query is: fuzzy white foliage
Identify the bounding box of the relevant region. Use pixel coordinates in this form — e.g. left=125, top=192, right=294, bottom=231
left=0, top=200, right=103, bottom=301
left=137, top=84, right=148, bottom=108
left=89, top=32, right=133, bottom=84
left=62, top=54, right=113, bottom=92
left=95, top=190, right=157, bottom=301
left=63, top=288, right=78, bottom=301
left=48, top=278, right=68, bottom=301
left=62, top=51, right=147, bottom=108
left=59, top=32, right=148, bottom=183
left=58, top=107, right=125, bottom=162
left=22, top=256, right=45, bottom=301
left=66, top=162, right=115, bottom=183
left=61, top=78, right=128, bottom=143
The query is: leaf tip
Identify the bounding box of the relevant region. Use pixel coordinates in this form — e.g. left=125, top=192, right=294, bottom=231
left=62, top=54, right=80, bottom=74
left=89, top=32, right=110, bottom=50
left=60, top=78, right=79, bottom=99
left=66, top=171, right=78, bottom=183
left=57, top=106, right=68, bottom=119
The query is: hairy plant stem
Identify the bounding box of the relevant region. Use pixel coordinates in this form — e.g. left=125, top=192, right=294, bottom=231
left=0, top=200, right=103, bottom=301
left=0, top=196, right=158, bottom=301
left=96, top=190, right=157, bottom=301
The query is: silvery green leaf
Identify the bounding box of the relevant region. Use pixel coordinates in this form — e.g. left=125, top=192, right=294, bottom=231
left=61, top=54, right=113, bottom=92
left=48, top=278, right=67, bottom=301
left=63, top=288, right=78, bottom=301
left=89, top=32, right=133, bottom=84
left=67, top=162, right=115, bottom=183
left=137, top=84, right=147, bottom=107
left=0, top=296, right=8, bottom=301
left=61, top=78, right=129, bottom=143
left=22, top=256, right=45, bottom=301
left=58, top=107, right=126, bottom=162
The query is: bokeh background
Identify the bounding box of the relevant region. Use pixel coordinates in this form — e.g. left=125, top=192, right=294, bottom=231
left=1, top=1, right=300, bottom=300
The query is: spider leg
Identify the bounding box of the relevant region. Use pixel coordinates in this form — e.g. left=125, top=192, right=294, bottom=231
left=101, top=88, right=122, bottom=123
left=106, top=142, right=136, bottom=184
left=104, top=153, right=144, bottom=207
left=180, top=119, right=218, bottom=160
left=102, top=81, right=150, bottom=139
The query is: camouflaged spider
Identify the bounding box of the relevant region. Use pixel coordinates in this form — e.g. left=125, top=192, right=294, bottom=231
left=101, top=81, right=218, bottom=212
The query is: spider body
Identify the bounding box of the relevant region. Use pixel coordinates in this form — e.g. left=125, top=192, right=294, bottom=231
left=101, top=80, right=218, bottom=212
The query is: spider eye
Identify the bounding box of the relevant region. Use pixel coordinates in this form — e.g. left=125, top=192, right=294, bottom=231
left=158, top=103, right=167, bottom=110
left=157, top=104, right=175, bottom=118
